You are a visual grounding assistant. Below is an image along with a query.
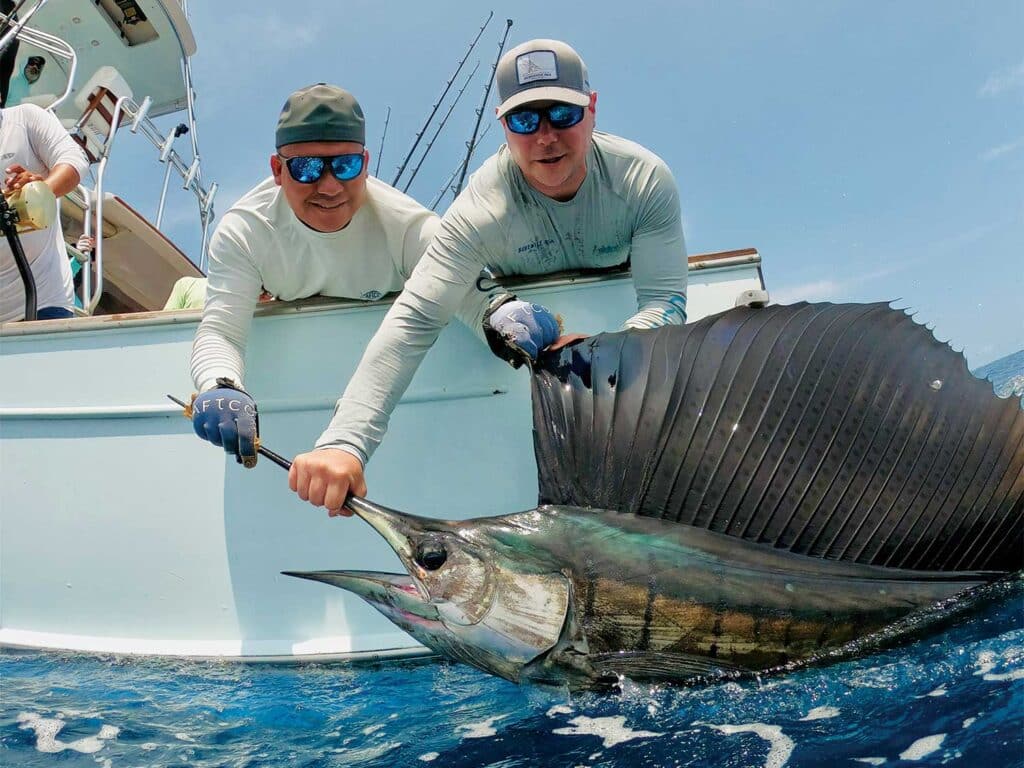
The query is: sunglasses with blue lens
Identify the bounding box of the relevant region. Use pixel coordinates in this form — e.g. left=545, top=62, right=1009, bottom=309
left=279, top=153, right=365, bottom=183
left=504, top=103, right=586, bottom=135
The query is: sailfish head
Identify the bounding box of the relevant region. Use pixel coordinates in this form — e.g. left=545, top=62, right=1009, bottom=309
left=284, top=497, right=574, bottom=684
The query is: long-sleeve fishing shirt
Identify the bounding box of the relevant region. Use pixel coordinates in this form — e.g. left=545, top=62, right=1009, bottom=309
left=0, top=104, right=89, bottom=322
left=318, top=131, right=688, bottom=464
left=190, top=175, right=440, bottom=394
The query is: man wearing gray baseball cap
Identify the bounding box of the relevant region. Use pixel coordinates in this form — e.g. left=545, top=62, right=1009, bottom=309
left=188, top=83, right=441, bottom=488
left=296, top=40, right=689, bottom=515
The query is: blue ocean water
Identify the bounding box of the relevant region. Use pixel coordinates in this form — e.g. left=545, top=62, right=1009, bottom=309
left=3, top=355, right=1021, bottom=768
left=1, top=579, right=1022, bottom=767
left=974, top=349, right=1024, bottom=400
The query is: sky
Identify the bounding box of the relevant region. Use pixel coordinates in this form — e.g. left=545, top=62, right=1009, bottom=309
left=108, top=0, right=1022, bottom=368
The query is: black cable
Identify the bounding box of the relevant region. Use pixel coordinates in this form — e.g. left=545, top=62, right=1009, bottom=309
left=0, top=192, right=35, bottom=320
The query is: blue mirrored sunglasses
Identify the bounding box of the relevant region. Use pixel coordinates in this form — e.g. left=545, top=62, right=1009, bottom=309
left=279, top=153, right=365, bottom=183
left=504, top=103, right=586, bottom=135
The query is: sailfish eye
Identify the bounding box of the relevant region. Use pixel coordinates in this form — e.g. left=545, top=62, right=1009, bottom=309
left=414, top=542, right=448, bottom=571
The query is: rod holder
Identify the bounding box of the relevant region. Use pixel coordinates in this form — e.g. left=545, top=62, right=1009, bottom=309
left=130, top=96, right=152, bottom=133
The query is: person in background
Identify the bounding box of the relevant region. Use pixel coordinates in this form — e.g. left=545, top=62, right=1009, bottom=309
left=164, top=274, right=272, bottom=311
left=164, top=275, right=208, bottom=310
left=188, top=83, right=448, bottom=478
left=0, top=102, right=89, bottom=321
left=66, top=243, right=262, bottom=312
left=291, top=38, right=689, bottom=515
left=69, top=232, right=94, bottom=308
left=70, top=237, right=236, bottom=313
left=6, top=55, right=45, bottom=107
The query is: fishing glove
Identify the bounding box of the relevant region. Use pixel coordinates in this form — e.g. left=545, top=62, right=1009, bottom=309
left=191, top=378, right=259, bottom=467
left=483, top=295, right=560, bottom=368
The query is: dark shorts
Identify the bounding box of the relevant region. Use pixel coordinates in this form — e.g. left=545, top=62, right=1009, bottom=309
left=35, top=306, right=74, bottom=320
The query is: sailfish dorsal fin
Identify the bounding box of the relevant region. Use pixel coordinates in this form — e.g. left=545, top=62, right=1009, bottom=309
left=530, top=302, right=1023, bottom=573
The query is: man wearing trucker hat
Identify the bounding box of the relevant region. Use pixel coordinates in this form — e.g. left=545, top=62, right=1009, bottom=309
left=287, top=39, right=689, bottom=515
left=188, top=83, right=440, bottom=487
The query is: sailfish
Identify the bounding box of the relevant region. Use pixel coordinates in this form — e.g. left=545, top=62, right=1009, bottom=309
left=286, top=302, right=1023, bottom=689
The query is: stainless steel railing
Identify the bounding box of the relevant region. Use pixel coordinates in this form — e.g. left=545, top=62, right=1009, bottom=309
left=3, top=2, right=216, bottom=315
left=73, top=92, right=217, bottom=314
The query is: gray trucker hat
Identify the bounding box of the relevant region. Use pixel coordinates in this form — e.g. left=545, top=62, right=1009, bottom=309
left=495, top=39, right=591, bottom=118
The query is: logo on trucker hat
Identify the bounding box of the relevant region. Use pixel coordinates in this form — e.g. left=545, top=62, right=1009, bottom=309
left=516, top=51, right=558, bottom=85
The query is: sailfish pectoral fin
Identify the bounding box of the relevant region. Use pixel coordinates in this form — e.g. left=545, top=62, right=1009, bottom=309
left=588, top=650, right=752, bottom=683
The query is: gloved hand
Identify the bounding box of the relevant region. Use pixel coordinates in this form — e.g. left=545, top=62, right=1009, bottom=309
left=191, top=378, right=259, bottom=467
left=486, top=299, right=560, bottom=365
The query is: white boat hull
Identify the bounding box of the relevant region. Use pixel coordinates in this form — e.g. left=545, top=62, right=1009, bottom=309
left=0, top=261, right=764, bottom=659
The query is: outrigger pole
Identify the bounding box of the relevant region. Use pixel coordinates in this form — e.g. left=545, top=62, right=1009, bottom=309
left=402, top=61, right=480, bottom=194
left=391, top=11, right=493, bottom=187
left=453, top=18, right=513, bottom=198
left=374, top=106, right=390, bottom=177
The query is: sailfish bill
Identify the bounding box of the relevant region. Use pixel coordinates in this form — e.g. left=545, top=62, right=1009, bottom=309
left=287, top=302, right=1023, bottom=689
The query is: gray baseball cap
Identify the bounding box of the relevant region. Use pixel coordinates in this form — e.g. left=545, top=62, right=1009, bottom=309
left=275, top=83, right=365, bottom=148
left=495, top=39, right=591, bottom=118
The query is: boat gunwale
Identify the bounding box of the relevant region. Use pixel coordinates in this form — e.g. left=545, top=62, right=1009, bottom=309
left=0, top=251, right=762, bottom=339
left=0, top=636, right=434, bottom=665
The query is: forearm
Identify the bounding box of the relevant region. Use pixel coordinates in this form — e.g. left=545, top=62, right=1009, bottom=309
left=316, top=292, right=448, bottom=462
left=626, top=242, right=688, bottom=329
left=192, top=220, right=264, bottom=391
left=452, top=284, right=492, bottom=344
left=321, top=205, right=491, bottom=459
left=44, top=163, right=81, bottom=198
left=191, top=325, right=247, bottom=393
left=624, top=296, right=687, bottom=329
left=625, top=157, right=688, bottom=329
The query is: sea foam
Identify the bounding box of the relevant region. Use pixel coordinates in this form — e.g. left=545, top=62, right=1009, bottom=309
left=552, top=715, right=662, bottom=748
left=17, top=713, right=119, bottom=755
left=899, top=733, right=946, bottom=760
left=698, top=722, right=794, bottom=768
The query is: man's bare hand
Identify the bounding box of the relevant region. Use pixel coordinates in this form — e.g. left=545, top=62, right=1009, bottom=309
left=288, top=448, right=367, bottom=517
left=547, top=333, right=589, bottom=352
left=4, top=164, right=44, bottom=193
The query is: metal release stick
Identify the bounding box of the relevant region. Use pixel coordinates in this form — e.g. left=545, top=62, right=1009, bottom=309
left=166, top=394, right=292, bottom=471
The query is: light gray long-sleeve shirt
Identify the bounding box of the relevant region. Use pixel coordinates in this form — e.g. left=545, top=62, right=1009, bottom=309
left=190, top=175, right=440, bottom=393
left=317, top=131, right=688, bottom=463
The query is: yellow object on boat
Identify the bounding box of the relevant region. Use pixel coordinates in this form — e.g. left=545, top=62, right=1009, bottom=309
left=5, top=180, right=57, bottom=233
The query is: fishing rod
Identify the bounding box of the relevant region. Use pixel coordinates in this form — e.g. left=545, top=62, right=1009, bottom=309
left=453, top=18, right=512, bottom=198
left=402, top=60, right=480, bottom=194
left=167, top=395, right=374, bottom=517
left=429, top=163, right=461, bottom=212
left=374, top=106, right=390, bottom=178
left=429, top=123, right=492, bottom=211
left=166, top=394, right=292, bottom=470
left=391, top=11, right=493, bottom=187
